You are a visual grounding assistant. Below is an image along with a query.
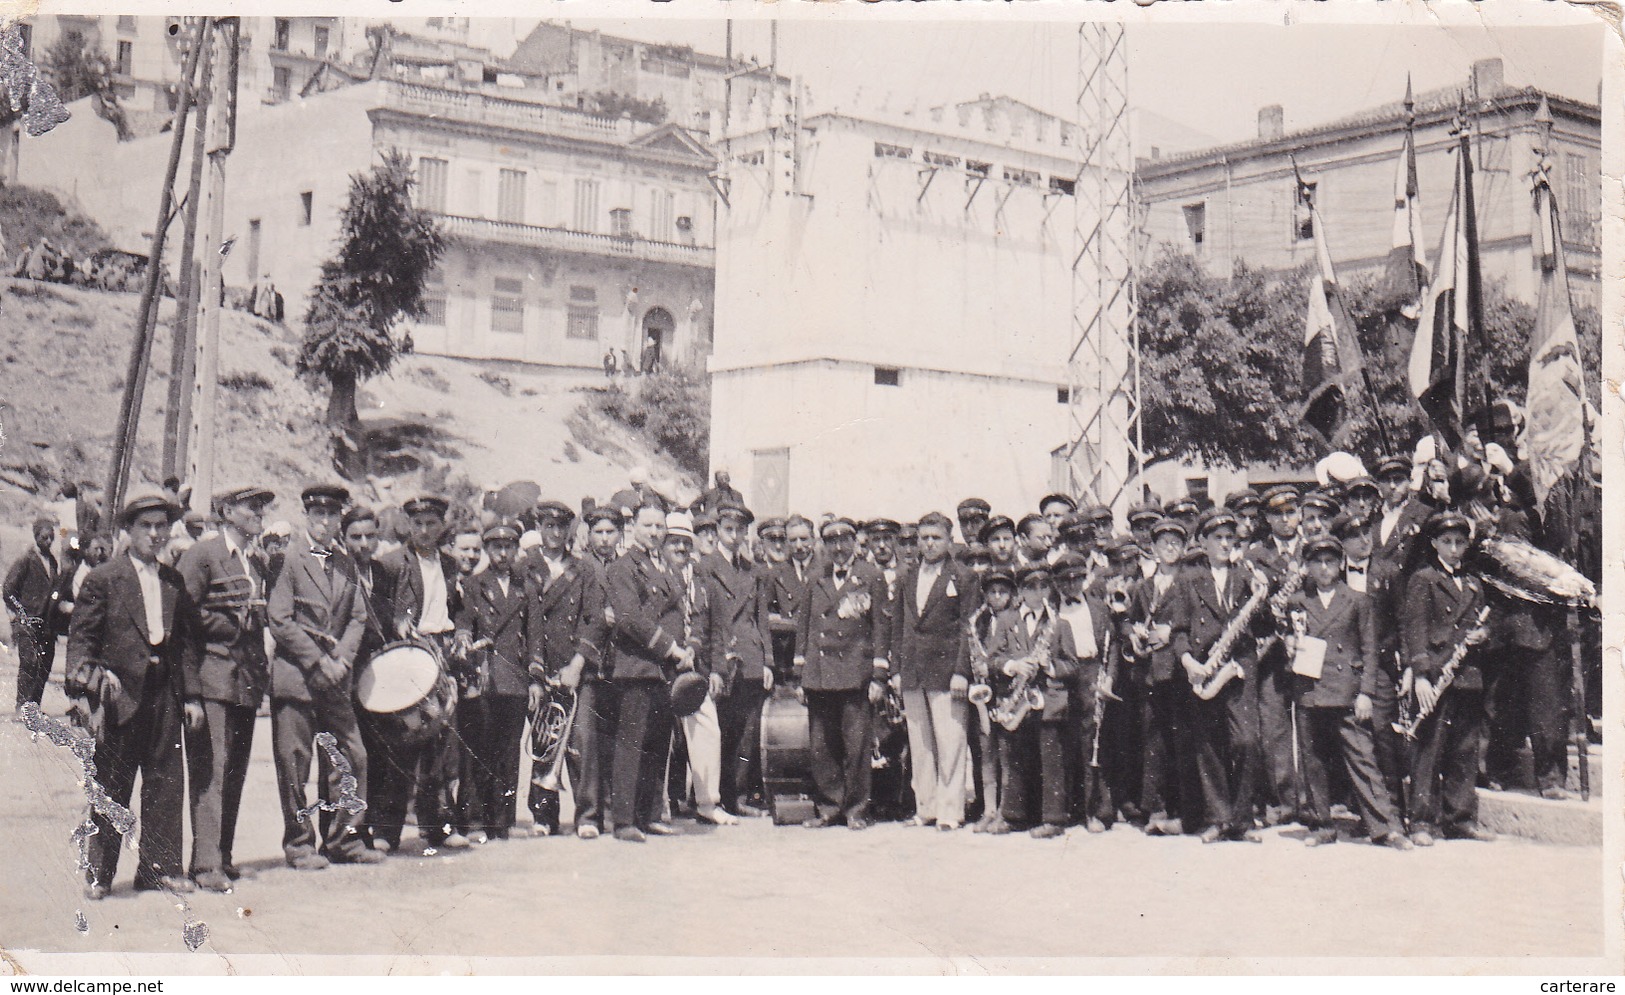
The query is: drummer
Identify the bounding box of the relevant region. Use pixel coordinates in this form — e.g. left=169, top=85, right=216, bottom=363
left=266, top=485, right=383, bottom=869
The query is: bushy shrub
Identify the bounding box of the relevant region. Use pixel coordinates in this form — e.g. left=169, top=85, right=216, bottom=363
left=594, top=372, right=709, bottom=478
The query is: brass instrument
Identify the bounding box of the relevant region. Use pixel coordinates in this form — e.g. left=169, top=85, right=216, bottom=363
left=1105, top=576, right=1134, bottom=614
left=966, top=608, right=996, bottom=735
left=991, top=614, right=1055, bottom=732
left=1393, top=606, right=1490, bottom=740
left=1189, top=565, right=1271, bottom=700
left=529, top=678, right=578, bottom=789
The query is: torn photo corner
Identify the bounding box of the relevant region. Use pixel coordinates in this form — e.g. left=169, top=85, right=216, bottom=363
left=0, top=0, right=1619, bottom=978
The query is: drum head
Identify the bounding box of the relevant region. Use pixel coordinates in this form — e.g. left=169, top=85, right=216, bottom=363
left=357, top=643, right=440, bottom=714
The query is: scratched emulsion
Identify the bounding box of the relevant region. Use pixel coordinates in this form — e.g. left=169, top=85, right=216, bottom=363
left=0, top=24, right=69, bottom=136
left=20, top=703, right=210, bottom=950
left=298, top=731, right=367, bottom=823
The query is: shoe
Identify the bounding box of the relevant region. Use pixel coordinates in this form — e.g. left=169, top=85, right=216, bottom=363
left=847, top=816, right=871, bottom=831
left=1304, top=828, right=1338, bottom=848
left=84, top=883, right=110, bottom=901
left=734, top=801, right=769, bottom=819
left=329, top=848, right=387, bottom=865
left=576, top=824, right=601, bottom=840
left=644, top=821, right=680, bottom=837
left=1225, top=827, right=1263, bottom=844
left=1541, top=785, right=1578, bottom=801
left=193, top=870, right=233, bottom=893
left=938, top=821, right=961, bottom=832
left=1410, top=830, right=1436, bottom=848
left=1446, top=825, right=1497, bottom=843
left=534, top=823, right=556, bottom=838
left=223, top=864, right=256, bottom=881
left=971, top=814, right=994, bottom=834
left=1375, top=833, right=1415, bottom=852
left=986, top=817, right=1012, bottom=835
left=1085, top=818, right=1106, bottom=834
left=614, top=826, right=647, bottom=843
left=696, top=807, right=740, bottom=826
left=288, top=853, right=330, bottom=871
left=1199, top=825, right=1224, bottom=844
left=135, top=875, right=197, bottom=893
left=468, top=830, right=489, bottom=845
left=1030, top=823, right=1066, bottom=839
left=802, top=814, right=840, bottom=829
left=441, top=833, right=471, bottom=850
left=371, top=839, right=393, bottom=854
left=905, top=815, right=936, bottom=828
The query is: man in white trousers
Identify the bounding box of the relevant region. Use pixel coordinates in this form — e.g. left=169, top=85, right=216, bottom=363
left=662, top=514, right=737, bottom=827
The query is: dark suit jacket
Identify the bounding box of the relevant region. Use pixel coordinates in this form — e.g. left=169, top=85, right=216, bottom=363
left=1372, top=497, right=1433, bottom=573
left=604, top=546, right=689, bottom=682
left=698, top=549, right=771, bottom=686
left=66, top=553, right=200, bottom=725
left=378, top=546, right=463, bottom=638
left=268, top=540, right=367, bottom=703
left=354, top=557, right=399, bottom=656
left=1169, top=563, right=1268, bottom=669
left=573, top=550, right=617, bottom=677
left=1361, top=556, right=1407, bottom=670
left=48, top=563, right=84, bottom=640
left=458, top=566, right=529, bottom=698
left=1286, top=583, right=1378, bottom=707
left=768, top=557, right=817, bottom=631
left=795, top=558, right=886, bottom=692
left=988, top=605, right=1081, bottom=722
left=4, top=546, right=56, bottom=631
left=890, top=558, right=974, bottom=693
left=523, top=552, right=594, bottom=676
left=1399, top=563, right=1488, bottom=691
left=1127, top=570, right=1181, bottom=684
left=176, top=534, right=271, bottom=708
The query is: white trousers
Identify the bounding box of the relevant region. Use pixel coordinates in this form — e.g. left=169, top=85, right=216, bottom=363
left=902, top=689, right=969, bottom=826
left=679, top=694, right=724, bottom=810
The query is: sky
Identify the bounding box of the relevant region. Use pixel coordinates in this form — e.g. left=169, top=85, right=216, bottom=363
left=547, top=16, right=1605, bottom=153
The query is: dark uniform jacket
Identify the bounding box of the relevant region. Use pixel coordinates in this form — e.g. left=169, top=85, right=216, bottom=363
left=1361, top=556, right=1408, bottom=673
left=267, top=540, right=367, bottom=703
left=1372, top=497, right=1433, bottom=573
left=890, top=558, right=975, bottom=694
left=1399, top=562, right=1488, bottom=692
left=176, top=534, right=270, bottom=708
left=378, top=547, right=463, bottom=638
left=1169, top=563, right=1269, bottom=672
left=987, top=604, right=1082, bottom=722
left=698, top=549, right=771, bottom=689
left=794, top=558, right=887, bottom=693
left=353, top=557, right=398, bottom=656
left=66, top=553, right=201, bottom=725
left=1284, top=582, right=1378, bottom=708
left=768, top=557, right=818, bottom=634
left=604, top=546, right=691, bottom=682
left=573, top=550, right=617, bottom=678
left=457, top=566, right=530, bottom=698
left=1128, top=570, right=1181, bottom=684
left=524, top=551, right=595, bottom=677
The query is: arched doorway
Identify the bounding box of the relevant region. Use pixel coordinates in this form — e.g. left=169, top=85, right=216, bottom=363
left=641, top=306, right=675, bottom=374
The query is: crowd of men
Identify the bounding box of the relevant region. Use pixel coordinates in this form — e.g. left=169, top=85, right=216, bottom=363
left=3, top=399, right=1600, bottom=900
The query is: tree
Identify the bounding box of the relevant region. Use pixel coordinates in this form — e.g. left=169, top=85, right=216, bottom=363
left=584, top=91, right=667, bottom=126
left=297, top=149, right=447, bottom=448
left=39, top=30, right=129, bottom=141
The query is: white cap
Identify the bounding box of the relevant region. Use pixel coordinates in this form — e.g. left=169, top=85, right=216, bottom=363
left=519, top=530, right=543, bottom=551
left=664, top=512, right=695, bottom=542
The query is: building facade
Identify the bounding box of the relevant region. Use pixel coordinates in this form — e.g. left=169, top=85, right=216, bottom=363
left=1136, top=58, right=1602, bottom=308
left=709, top=99, right=1110, bottom=520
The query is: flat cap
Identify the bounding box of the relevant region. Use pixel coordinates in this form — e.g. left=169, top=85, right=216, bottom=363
left=1127, top=503, right=1164, bottom=526
left=120, top=493, right=182, bottom=527
left=1163, top=496, right=1199, bottom=517
left=956, top=497, right=992, bottom=517
left=302, top=484, right=351, bottom=511
left=1299, top=491, right=1341, bottom=516
left=1038, top=493, right=1077, bottom=513
left=402, top=494, right=449, bottom=518
left=1197, top=508, right=1239, bottom=537
left=216, top=485, right=274, bottom=509
left=979, top=515, right=1016, bottom=543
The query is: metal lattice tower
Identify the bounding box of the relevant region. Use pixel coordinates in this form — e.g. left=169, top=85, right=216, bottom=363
left=1067, top=23, right=1143, bottom=511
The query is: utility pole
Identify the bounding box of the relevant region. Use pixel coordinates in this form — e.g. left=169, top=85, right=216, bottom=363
left=161, top=21, right=214, bottom=481
left=102, top=18, right=211, bottom=523
left=187, top=17, right=241, bottom=515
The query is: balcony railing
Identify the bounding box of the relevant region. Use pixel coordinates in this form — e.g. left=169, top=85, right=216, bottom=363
left=436, top=214, right=713, bottom=268
left=382, top=81, right=637, bottom=144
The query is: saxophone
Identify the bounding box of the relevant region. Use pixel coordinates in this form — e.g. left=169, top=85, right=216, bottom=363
left=1189, top=565, right=1271, bottom=700
left=1252, top=561, right=1308, bottom=659
left=966, top=608, right=995, bottom=734
left=1393, top=605, right=1491, bottom=740
left=991, top=613, right=1056, bottom=732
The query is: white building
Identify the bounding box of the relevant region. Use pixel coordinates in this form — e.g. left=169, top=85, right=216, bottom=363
left=708, top=96, right=1116, bottom=521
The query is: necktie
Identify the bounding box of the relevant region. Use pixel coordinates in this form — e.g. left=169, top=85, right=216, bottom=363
left=835, top=567, right=847, bottom=587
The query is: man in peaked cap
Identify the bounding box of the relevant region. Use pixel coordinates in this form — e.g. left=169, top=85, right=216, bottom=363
left=699, top=500, right=774, bottom=819
left=176, top=484, right=276, bottom=891
left=1372, top=454, right=1433, bottom=574
left=67, top=493, right=201, bottom=899
left=980, top=515, right=1018, bottom=570
left=1299, top=491, right=1340, bottom=538
left=1244, top=484, right=1306, bottom=826
left=954, top=498, right=991, bottom=561
left=1131, top=515, right=1192, bottom=837
left=1039, top=493, right=1077, bottom=534
left=267, top=485, right=383, bottom=870
left=1225, top=489, right=1262, bottom=545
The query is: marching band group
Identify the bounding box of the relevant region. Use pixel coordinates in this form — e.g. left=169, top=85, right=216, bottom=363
left=4, top=399, right=1599, bottom=900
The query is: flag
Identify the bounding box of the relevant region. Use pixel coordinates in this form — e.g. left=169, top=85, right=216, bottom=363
left=1382, top=110, right=1428, bottom=322
left=1298, top=201, right=1363, bottom=442
left=1409, top=131, right=1482, bottom=448
left=1524, top=152, right=1586, bottom=508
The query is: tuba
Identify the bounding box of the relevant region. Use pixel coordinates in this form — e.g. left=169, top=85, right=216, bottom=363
left=529, top=678, right=579, bottom=791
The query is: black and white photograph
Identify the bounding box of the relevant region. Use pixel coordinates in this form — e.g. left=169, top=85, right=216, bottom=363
left=0, top=0, right=1616, bottom=977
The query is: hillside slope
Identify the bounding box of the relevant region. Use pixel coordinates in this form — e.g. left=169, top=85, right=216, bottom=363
left=0, top=277, right=696, bottom=530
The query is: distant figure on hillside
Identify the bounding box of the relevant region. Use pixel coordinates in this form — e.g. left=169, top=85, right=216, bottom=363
left=699, top=470, right=742, bottom=517
left=603, top=348, right=619, bottom=379
left=254, top=274, right=278, bottom=320
left=620, top=348, right=634, bottom=378
left=640, top=333, right=661, bottom=376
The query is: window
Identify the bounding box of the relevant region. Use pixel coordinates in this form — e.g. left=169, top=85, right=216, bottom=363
left=117, top=15, right=136, bottom=32
left=272, top=18, right=290, bottom=52
left=417, top=157, right=448, bottom=213
left=648, top=189, right=674, bottom=241
left=115, top=41, right=132, bottom=77
left=497, top=169, right=526, bottom=223
left=272, top=66, right=292, bottom=102
left=610, top=207, right=633, bottom=238
left=1182, top=202, right=1206, bottom=248
left=313, top=26, right=329, bottom=58
left=1564, top=152, right=1590, bottom=219
left=1049, top=176, right=1076, bottom=196
left=566, top=285, right=599, bottom=340
left=923, top=150, right=960, bottom=169
left=421, top=272, right=447, bottom=326
left=246, top=219, right=261, bottom=279
left=966, top=160, right=991, bottom=178
left=874, top=142, right=913, bottom=160
left=491, top=277, right=524, bottom=335
left=1003, top=167, right=1040, bottom=187
left=572, top=179, right=599, bottom=232
left=298, top=191, right=313, bottom=226
left=874, top=367, right=900, bottom=387
left=1057, top=386, right=1070, bottom=404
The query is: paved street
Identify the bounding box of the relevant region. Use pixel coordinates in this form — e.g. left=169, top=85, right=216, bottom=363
left=0, top=664, right=1605, bottom=967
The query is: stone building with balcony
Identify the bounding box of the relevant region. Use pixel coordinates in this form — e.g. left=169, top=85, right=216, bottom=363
left=1135, top=58, right=1601, bottom=308
left=20, top=77, right=718, bottom=372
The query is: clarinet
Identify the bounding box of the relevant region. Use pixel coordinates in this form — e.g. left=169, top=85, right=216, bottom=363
left=1393, top=606, right=1491, bottom=740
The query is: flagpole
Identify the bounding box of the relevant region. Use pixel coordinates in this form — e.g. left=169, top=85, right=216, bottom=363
left=1460, top=91, right=1487, bottom=430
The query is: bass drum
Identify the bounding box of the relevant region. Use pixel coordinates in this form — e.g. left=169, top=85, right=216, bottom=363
left=356, top=641, right=456, bottom=750
left=759, top=688, right=816, bottom=825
